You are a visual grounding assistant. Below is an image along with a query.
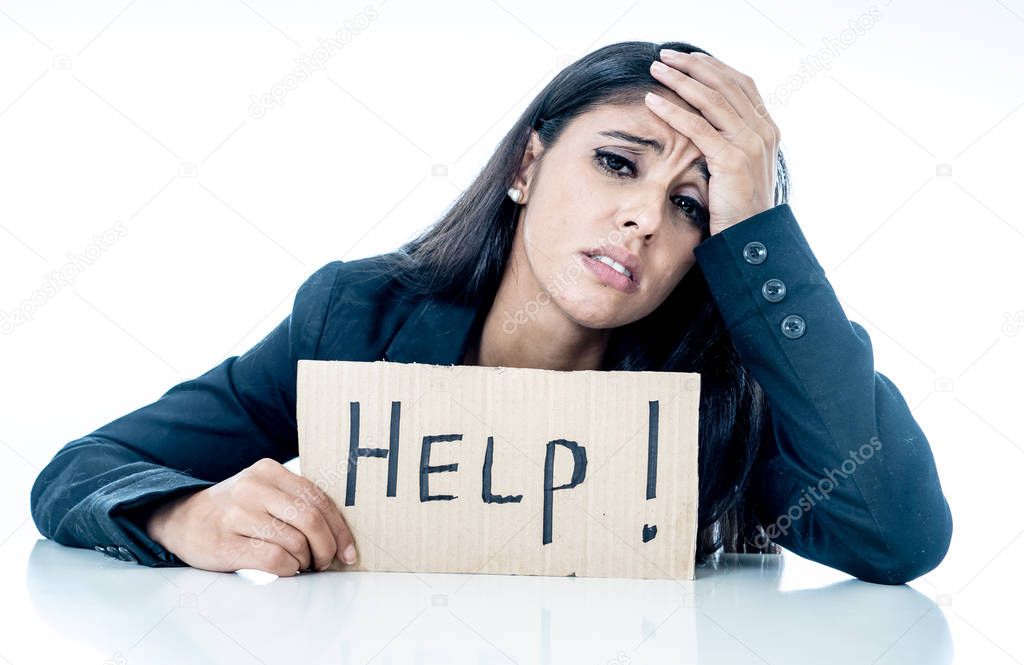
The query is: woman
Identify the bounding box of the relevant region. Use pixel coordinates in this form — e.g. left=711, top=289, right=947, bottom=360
left=29, top=40, right=952, bottom=584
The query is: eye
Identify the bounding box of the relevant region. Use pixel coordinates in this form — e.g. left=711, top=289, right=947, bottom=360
left=594, top=149, right=636, bottom=177
left=675, top=195, right=711, bottom=235
left=593, top=149, right=709, bottom=227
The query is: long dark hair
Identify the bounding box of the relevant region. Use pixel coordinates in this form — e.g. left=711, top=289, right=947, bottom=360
left=368, top=40, right=789, bottom=563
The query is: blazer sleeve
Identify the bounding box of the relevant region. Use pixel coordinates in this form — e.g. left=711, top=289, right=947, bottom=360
left=29, top=260, right=346, bottom=567
left=692, top=203, right=953, bottom=585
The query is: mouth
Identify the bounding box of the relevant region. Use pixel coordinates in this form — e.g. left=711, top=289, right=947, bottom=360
left=581, top=249, right=640, bottom=294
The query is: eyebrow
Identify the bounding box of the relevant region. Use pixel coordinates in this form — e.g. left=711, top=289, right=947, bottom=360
left=597, top=130, right=710, bottom=183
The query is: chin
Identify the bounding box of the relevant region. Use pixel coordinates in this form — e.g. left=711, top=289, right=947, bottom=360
left=556, top=289, right=637, bottom=329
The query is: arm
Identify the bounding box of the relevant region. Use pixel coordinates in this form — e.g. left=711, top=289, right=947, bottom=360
left=692, top=203, right=953, bottom=585
left=29, top=260, right=346, bottom=566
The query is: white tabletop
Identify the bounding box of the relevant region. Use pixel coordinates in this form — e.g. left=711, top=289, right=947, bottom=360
left=2, top=519, right=968, bottom=665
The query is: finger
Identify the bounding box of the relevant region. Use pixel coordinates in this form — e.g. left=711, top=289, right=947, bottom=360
left=644, top=92, right=734, bottom=163
left=659, top=50, right=777, bottom=141
left=700, top=53, right=780, bottom=138
left=650, top=60, right=744, bottom=134
left=691, top=52, right=780, bottom=139
left=247, top=539, right=304, bottom=577
left=658, top=51, right=755, bottom=124
left=224, top=533, right=303, bottom=577
left=272, top=465, right=358, bottom=565
left=242, top=512, right=315, bottom=571
left=305, top=486, right=357, bottom=565
left=262, top=486, right=339, bottom=571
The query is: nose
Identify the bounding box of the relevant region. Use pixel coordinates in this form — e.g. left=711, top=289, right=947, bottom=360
left=620, top=189, right=673, bottom=241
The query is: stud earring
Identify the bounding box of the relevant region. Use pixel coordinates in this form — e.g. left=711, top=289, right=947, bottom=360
left=507, top=187, right=523, bottom=204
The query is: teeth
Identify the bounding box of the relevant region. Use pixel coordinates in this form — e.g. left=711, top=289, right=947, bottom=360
left=589, top=254, right=632, bottom=280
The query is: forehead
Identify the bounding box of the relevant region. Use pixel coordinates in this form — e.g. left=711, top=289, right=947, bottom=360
left=567, top=90, right=701, bottom=141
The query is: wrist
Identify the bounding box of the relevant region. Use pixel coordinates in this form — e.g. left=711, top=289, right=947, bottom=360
left=144, top=492, right=196, bottom=547
left=709, top=203, right=780, bottom=236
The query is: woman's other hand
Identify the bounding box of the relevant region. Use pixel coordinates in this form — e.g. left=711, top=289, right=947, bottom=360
left=144, top=457, right=357, bottom=576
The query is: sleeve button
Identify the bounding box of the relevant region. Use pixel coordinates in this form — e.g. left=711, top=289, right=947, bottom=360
left=781, top=314, right=806, bottom=339
left=117, top=546, right=137, bottom=562
left=742, top=241, right=767, bottom=265
left=761, top=278, right=786, bottom=302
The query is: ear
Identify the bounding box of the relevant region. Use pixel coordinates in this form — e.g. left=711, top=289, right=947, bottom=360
left=511, top=129, right=544, bottom=204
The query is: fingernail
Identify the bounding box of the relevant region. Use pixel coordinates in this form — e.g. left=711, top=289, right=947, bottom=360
left=646, top=91, right=666, bottom=106
left=343, top=543, right=357, bottom=564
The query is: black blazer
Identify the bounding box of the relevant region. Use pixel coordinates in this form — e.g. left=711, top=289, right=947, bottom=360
left=29, top=203, right=953, bottom=584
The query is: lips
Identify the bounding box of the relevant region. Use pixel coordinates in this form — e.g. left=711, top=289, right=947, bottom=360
left=581, top=252, right=639, bottom=294
left=582, top=245, right=642, bottom=286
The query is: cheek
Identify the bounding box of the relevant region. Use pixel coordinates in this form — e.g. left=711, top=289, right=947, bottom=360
left=521, top=195, right=599, bottom=272
left=645, top=241, right=700, bottom=297
left=671, top=228, right=704, bottom=264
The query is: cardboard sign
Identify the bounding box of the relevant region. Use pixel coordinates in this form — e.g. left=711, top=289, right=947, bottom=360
left=296, top=359, right=701, bottom=580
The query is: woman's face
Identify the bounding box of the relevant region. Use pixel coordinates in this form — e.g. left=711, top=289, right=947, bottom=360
left=512, top=94, right=710, bottom=330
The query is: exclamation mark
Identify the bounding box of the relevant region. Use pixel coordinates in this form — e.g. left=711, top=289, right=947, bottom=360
left=642, top=399, right=658, bottom=543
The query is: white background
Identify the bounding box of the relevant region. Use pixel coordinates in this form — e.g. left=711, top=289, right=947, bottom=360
left=2, top=0, right=1022, bottom=662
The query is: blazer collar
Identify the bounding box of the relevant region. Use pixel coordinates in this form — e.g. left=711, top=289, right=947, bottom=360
left=383, top=294, right=483, bottom=365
